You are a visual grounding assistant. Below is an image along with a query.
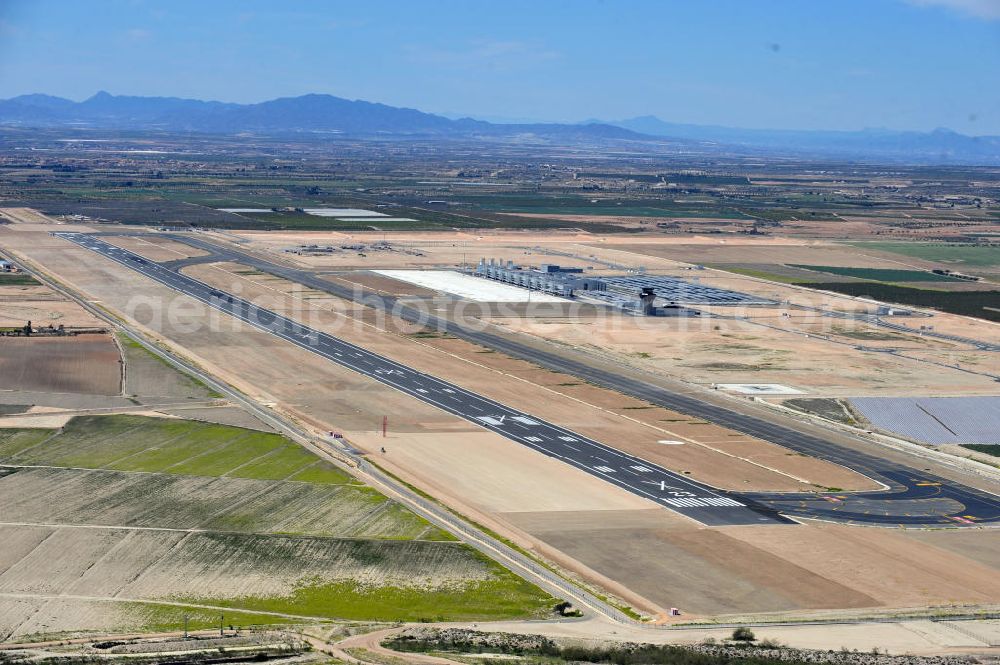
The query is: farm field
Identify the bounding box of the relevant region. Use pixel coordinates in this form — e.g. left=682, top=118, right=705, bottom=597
left=789, top=265, right=962, bottom=282
left=0, top=525, right=551, bottom=634
left=117, top=332, right=223, bottom=400
left=0, top=283, right=108, bottom=329
left=849, top=242, right=1000, bottom=272
left=0, top=334, right=121, bottom=395
left=0, top=274, right=39, bottom=286
left=802, top=282, right=1000, bottom=322
left=0, top=413, right=558, bottom=637
left=0, top=414, right=355, bottom=484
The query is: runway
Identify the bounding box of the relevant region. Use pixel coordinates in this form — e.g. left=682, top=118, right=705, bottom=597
left=59, top=232, right=789, bottom=527
left=63, top=232, right=1000, bottom=527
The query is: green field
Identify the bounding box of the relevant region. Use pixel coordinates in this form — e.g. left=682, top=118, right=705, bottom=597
left=961, top=444, right=1000, bottom=457
left=790, top=264, right=963, bottom=282
left=0, top=414, right=356, bottom=484
left=800, top=282, right=1000, bottom=322
left=473, top=202, right=750, bottom=219
left=0, top=414, right=560, bottom=623
left=192, top=572, right=555, bottom=623
left=849, top=242, right=1000, bottom=270
left=709, top=265, right=815, bottom=284
left=0, top=272, right=40, bottom=285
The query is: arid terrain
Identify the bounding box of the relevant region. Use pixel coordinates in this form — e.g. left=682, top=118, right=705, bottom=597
left=2, top=211, right=997, bottom=633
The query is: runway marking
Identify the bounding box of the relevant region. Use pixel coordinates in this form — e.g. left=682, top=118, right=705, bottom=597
left=524, top=436, right=543, bottom=442
left=665, top=497, right=707, bottom=507
left=630, top=465, right=653, bottom=473
left=61, top=233, right=797, bottom=527
left=702, top=497, right=744, bottom=507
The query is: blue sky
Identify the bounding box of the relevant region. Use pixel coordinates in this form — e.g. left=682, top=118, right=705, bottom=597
left=1, top=0, right=999, bottom=133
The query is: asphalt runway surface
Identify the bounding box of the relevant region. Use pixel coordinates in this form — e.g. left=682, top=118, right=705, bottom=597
left=67, top=232, right=1000, bottom=527
left=61, top=232, right=790, bottom=527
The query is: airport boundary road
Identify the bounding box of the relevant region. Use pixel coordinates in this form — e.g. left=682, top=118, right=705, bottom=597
left=61, top=232, right=786, bottom=527
left=157, top=233, right=1000, bottom=528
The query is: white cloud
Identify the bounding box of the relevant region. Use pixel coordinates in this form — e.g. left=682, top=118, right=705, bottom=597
left=904, top=0, right=1000, bottom=20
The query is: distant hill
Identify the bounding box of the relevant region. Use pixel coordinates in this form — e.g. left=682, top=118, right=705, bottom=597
left=0, top=91, right=642, bottom=141
left=3, top=92, right=999, bottom=163
left=607, top=115, right=1000, bottom=164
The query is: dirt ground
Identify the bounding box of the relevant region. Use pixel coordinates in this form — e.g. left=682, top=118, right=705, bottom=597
left=724, top=522, right=1000, bottom=610
left=334, top=271, right=439, bottom=297
left=485, top=312, right=1000, bottom=397
left=0, top=334, right=121, bottom=395
left=5, top=222, right=999, bottom=622
left=0, top=208, right=60, bottom=225
left=502, top=512, right=1000, bottom=617
left=471, top=615, right=1000, bottom=656
left=0, top=285, right=106, bottom=329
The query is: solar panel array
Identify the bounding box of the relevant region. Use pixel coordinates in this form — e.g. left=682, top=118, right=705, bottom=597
left=602, top=276, right=774, bottom=305
left=850, top=396, right=1000, bottom=445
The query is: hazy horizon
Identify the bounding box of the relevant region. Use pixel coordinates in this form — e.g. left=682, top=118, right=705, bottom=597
left=1, top=0, right=999, bottom=134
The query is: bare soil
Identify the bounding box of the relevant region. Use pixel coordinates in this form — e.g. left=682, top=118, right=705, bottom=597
left=0, top=335, right=121, bottom=395
left=0, top=285, right=106, bottom=329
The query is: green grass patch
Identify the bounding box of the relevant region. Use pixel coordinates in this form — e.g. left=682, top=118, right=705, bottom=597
left=961, top=444, right=1000, bottom=457
left=227, top=443, right=327, bottom=481
left=0, top=272, right=40, bottom=285
left=849, top=242, right=1000, bottom=269
left=0, top=414, right=355, bottom=484
left=287, top=460, right=356, bottom=485
left=709, top=265, right=812, bottom=284
left=790, top=264, right=963, bottom=282
left=0, top=428, right=53, bottom=458
left=194, top=572, right=556, bottom=622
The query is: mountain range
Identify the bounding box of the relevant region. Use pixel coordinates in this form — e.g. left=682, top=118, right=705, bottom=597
left=2, top=91, right=999, bottom=164
left=608, top=116, right=1000, bottom=164
left=0, top=91, right=639, bottom=141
